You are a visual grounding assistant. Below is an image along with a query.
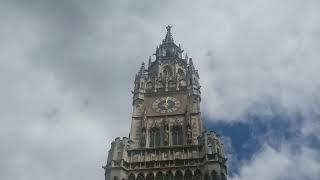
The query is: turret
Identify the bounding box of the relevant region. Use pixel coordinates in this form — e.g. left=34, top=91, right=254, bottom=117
left=133, top=62, right=146, bottom=102
left=105, top=137, right=132, bottom=168
left=162, top=25, right=174, bottom=44
left=156, top=25, right=184, bottom=60
left=187, top=58, right=201, bottom=97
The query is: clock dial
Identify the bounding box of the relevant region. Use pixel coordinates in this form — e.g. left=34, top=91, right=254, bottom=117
left=152, top=97, right=181, bottom=113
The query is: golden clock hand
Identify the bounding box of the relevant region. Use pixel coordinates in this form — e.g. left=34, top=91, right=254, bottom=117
left=164, top=97, right=169, bottom=109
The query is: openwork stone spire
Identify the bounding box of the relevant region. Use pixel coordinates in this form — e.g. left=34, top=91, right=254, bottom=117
left=163, top=25, right=174, bottom=44
left=139, top=62, right=145, bottom=75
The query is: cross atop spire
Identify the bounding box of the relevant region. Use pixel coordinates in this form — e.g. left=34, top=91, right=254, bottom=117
left=163, top=25, right=174, bottom=44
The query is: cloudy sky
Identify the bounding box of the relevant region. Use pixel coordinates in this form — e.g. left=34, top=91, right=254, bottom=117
left=1, top=0, right=320, bottom=180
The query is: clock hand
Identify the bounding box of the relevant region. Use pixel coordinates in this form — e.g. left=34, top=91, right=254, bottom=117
left=164, top=97, right=169, bottom=109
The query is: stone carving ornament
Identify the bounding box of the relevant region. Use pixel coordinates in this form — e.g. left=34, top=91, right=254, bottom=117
left=163, top=118, right=169, bottom=145
left=173, top=117, right=183, bottom=126
left=140, top=109, right=147, bottom=146
left=141, top=128, right=146, bottom=146
left=156, top=78, right=164, bottom=88
left=187, top=127, right=192, bottom=144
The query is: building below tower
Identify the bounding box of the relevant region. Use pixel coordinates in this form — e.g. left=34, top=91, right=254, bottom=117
left=103, top=26, right=228, bottom=180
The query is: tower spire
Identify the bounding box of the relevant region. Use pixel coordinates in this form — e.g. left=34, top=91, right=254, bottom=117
left=139, top=62, right=145, bottom=75
left=163, top=25, right=174, bottom=44
left=148, top=56, right=151, bottom=66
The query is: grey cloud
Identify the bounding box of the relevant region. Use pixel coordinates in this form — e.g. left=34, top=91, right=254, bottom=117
left=1, top=0, right=320, bottom=180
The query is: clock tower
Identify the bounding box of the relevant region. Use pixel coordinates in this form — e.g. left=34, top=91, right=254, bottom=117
left=103, top=26, right=228, bottom=180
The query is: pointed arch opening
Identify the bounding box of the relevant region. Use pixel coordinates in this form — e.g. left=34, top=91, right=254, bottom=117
left=174, top=170, right=183, bottom=180
left=184, top=170, right=192, bottom=180
left=163, top=66, right=173, bottom=77
left=172, top=126, right=183, bottom=145
left=221, top=173, right=226, bottom=180
left=194, top=169, right=202, bottom=180
left=211, top=171, right=218, bottom=180
left=129, top=174, right=135, bottom=180
left=156, top=172, right=164, bottom=180
left=165, top=171, right=173, bottom=180
left=204, top=174, right=209, bottom=180
left=149, top=127, right=161, bottom=147
left=137, top=173, right=145, bottom=180
left=146, top=173, right=154, bottom=180
left=177, top=69, right=185, bottom=79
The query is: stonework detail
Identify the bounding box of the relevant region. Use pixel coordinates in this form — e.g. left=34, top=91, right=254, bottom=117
left=103, top=26, right=228, bottom=180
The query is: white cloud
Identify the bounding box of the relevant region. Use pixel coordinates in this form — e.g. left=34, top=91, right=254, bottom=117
left=230, top=144, right=320, bottom=180
left=1, top=0, right=320, bottom=180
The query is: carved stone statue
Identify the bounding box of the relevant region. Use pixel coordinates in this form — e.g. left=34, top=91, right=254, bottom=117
left=163, top=118, right=169, bottom=145
left=157, top=78, right=164, bottom=88
left=154, top=76, right=158, bottom=92
left=165, top=76, right=169, bottom=91
left=143, top=109, right=147, bottom=128
left=176, top=75, right=180, bottom=90
left=187, top=127, right=192, bottom=144
left=164, top=126, right=169, bottom=145
left=141, top=129, right=146, bottom=146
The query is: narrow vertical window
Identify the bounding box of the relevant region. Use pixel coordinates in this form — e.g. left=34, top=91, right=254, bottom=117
left=150, top=130, right=155, bottom=147
left=150, top=128, right=161, bottom=147
left=155, top=130, right=161, bottom=147
left=172, top=126, right=183, bottom=145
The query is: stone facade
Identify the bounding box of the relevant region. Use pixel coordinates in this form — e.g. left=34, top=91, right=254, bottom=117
left=103, top=26, right=228, bottom=180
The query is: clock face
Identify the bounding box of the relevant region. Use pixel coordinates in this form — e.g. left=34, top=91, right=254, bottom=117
left=152, top=97, right=181, bottom=114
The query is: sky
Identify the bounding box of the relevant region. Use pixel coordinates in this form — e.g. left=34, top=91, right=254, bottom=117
left=1, top=0, right=320, bottom=180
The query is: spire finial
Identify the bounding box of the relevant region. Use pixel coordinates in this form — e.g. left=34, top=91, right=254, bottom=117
left=166, top=25, right=172, bottom=32
left=163, top=25, right=174, bottom=44
left=189, top=58, right=195, bottom=71
left=148, top=56, right=152, bottom=67
left=139, top=62, right=145, bottom=75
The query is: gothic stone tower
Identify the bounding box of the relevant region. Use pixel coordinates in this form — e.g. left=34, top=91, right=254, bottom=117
left=103, top=26, right=228, bottom=180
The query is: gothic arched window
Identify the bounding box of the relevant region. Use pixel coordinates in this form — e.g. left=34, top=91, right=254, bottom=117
left=146, top=173, right=154, bottom=180
left=184, top=170, right=192, bottom=180
left=163, top=66, right=172, bottom=77
left=177, top=69, right=184, bottom=79
left=221, top=173, right=227, bottom=180
left=211, top=170, right=218, bottom=180
left=172, top=126, right=183, bottom=145
left=128, top=174, right=135, bottom=180
left=156, top=172, right=164, bottom=180
left=150, top=128, right=161, bottom=147
left=164, top=171, right=173, bottom=180
left=204, top=174, right=209, bottom=180
left=137, top=173, right=145, bottom=180
left=174, top=170, right=183, bottom=180
left=147, top=82, right=153, bottom=89
left=194, top=169, right=202, bottom=180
